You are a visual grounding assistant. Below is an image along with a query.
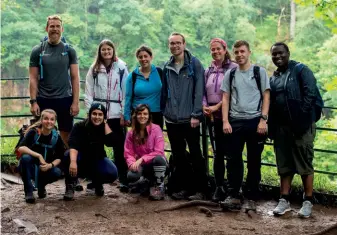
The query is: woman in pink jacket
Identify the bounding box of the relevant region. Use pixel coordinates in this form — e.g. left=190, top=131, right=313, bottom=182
left=124, top=104, right=167, bottom=200
left=203, top=38, right=237, bottom=202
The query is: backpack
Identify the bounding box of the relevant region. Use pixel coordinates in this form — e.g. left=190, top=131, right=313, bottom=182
left=39, top=36, right=70, bottom=80
left=130, top=67, right=163, bottom=103
left=229, top=66, right=263, bottom=111
left=15, top=127, right=59, bottom=160
left=294, top=63, right=324, bottom=122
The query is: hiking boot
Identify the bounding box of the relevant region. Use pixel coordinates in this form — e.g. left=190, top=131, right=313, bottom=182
left=64, top=184, right=75, bottom=201
left=243, top=200, right=257, bottom=212
left=129, top=177, right=149, bottom=195
left=212, top=187, right=226, bottom=202
left=119, top=183, right=129, bottom=193
left=273, top=198, right=291, bottom=216
left=38, top=188, right=47, bottom=199
left=188, top=192, right=206, bottom=201
left=298, top=200, right=313, bottom=218
left=171, top=190, right=189, bottom=200
left=221, top=196, right=242, bottom=210
left=149, top=185, right=165, bottom=201
left=74, top=179, right=84, bottom=192
left=95, top=184, right=104, bottom=197
left=25, top=192, right=36, bottom=204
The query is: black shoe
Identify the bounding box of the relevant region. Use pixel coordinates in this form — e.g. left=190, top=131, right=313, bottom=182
left=38, top=188, right=47, bottom=199
left=212, top=187, right=226, bottom=202
left=171, top=190, right=189, bottom=200
left=25, top=192, right=36, bottom=203
left=87, top=182, right=95, bottom=191
left=95, top=184, right=104, bottom=197
left=64, top=184, right=75, bottom=201
left=129, top=177, right=149, bottom=195
left=74, top=179, right=84, bottom=192
left=188, top=192, right=206, bottom=201
left=119, top=183, right=129, bottom=193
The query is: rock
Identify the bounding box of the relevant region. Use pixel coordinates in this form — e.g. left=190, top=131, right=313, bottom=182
left=2, top=173, right=23, bottom=185
left=1, top=207, right=10, bottom=213
left=13, top=219, right=38, bottom=234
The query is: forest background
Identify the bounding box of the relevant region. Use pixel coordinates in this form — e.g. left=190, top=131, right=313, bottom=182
left=1, top=0, right=337, bottom=193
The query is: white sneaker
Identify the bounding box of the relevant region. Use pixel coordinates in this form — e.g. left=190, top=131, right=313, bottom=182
left=273, top=198, right=291, bottom=215
left=298, top=200, right=313, bottom=218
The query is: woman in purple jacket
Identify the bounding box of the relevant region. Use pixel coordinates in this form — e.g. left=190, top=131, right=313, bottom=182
left=203, top=38, right=237, bottom=202
left=124, top=104, right=167, bottom=200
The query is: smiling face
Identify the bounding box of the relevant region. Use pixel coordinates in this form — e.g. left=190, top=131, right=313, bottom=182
left=233, top=45, right=251, bottom=66
left=41, top=112, right=56, bottom=131
left=90, top=109, right=104, bottom=126
left=271, top=45, right=290, bottom=69
left=137, top=50, right=153, bottom=69
left=100, top=44, right=114, bottom=61
left=210, top=42, right=226, bottom=63
left=169, top=35, right=186, bottom=57
left=46, top=19, right=63, bottom=44
left=136, top=107, right=150, bottom=126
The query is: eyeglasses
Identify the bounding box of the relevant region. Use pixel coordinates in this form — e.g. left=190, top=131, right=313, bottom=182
left=169, top=41, right=183, bottom=46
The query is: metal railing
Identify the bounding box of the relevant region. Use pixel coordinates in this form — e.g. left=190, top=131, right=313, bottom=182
left=1, top=77, right=337, bottom=178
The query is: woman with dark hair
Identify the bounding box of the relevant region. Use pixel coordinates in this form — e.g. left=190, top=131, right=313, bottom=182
left=85, top=39, right=129, bottom=192
left=16, top=109, right=65, bottom=203
left=203, top=38, right=237, bottom=202
left=124, top=104, right=167, bottom=200
left=124, top=45, right=163, bottom=129
left=63, top=103, right=119, bottom=200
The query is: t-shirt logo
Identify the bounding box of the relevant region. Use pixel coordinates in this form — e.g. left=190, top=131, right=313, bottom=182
left=98, top=104, right=102, bottom=110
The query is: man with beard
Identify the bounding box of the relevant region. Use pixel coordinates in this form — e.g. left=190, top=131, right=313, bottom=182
left=29, top=15, right=80, bottom=147
left=269, top=42, right=321, bottom=218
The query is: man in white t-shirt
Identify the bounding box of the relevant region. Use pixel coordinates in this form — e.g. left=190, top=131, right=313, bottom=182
left=220, top=40, right=270, bottom=211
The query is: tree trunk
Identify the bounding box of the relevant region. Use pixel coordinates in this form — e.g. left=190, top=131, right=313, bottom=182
left=277, top=7, right=285, bottom=38
left=290, top=0, right=296, bottom=40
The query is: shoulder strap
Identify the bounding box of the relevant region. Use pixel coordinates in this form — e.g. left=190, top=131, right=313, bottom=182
left=50, top=129, right=59, bottom=147
left=188, top=56, right=196, bottom=79
left=253, top=66, right=263, bottom=111
left=156, top=67, right=163, bottom=84
left=119, top=68, right=125, bottom=90
left=131, top=72, right=138, bottom=103
left=229, top=67, right=237, bottom=95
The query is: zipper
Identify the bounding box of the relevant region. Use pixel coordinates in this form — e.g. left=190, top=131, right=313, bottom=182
left=283, top=70, right=292, bottom=121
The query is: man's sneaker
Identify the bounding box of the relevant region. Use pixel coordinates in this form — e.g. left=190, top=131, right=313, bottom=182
left=95, top=184, right=104, bottom=197
left=63, top=184, right=75, bottom=201
left=243, top=200, right=257, bottom=212
left=221, top=196, right=242, bottom=210
left=212, top=187, right=226, bottom=202
left=188, top=192, right=206, bottom=201
left=273, top=198, right=291, bottom=215
left=149, top=185, right=165, bottom=201
left=25, top=192, right=36, bottom=204
left=298, top=200, right=313, bottom=218
left=86, top=182, right=95, bottom=191
left=38, top=188, right=47, bottom=199
left=171, top=190, right=189, bottom=200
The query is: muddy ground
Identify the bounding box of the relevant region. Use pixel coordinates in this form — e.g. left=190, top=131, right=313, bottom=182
left=1, top=179, right=337, bottom=235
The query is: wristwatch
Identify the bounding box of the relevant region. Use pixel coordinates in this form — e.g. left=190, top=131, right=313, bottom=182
left=29, top=99, right=37, bottom=105
left=261, top=114, right=268, bottom=121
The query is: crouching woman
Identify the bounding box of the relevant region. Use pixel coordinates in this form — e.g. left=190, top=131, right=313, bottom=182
left=124, top=104, right=168, bottom=200
left=63, top=103, right=119, bottom=200
left=17, top=109, right=65, bottom=203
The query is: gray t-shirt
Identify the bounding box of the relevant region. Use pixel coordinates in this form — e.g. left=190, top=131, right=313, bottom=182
left=29, top=41, right=78, bottom=98
left=220, top=65, right=270, bottom=119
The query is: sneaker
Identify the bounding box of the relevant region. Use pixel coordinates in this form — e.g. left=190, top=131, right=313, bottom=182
left=221, top=196, right=242, bottom=210
left=129, top=177, right=149, bottom=195
left=119, top=183, right=129, bottom=193
left=63, top=184, right=75, bottom=201
left=273, top=198, right=291, bottom=215
left=243, top=200, right=257, bottom=212
left=25, top=192, right=36, bottom=204
left=212, top=187, right=226, bottom=202
left=38, top=188, right=47, bottom=199
left=171, top=190, right=189, bottom=200
left=74, top=179, right=84, bottom=192
left=298, top=200, right=313, bottom=218
left=95, top=184, right=104, bottom=197
left=149, top=185, right=165, bottom=201
left=86, top=182, right=95, bottom=191
left=188, top=192, right=206, bottom=201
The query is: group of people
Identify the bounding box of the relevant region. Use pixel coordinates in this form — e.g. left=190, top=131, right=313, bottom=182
left=17, top=14, right=321, bottom=219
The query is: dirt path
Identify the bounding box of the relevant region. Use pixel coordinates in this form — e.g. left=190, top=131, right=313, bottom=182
left=1, top=179, right=336, bottom=235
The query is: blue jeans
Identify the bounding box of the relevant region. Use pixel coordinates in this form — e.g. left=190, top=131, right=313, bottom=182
left=19, top=154, right=62, bottom=194
left=63, top=151, right=118, bottom=187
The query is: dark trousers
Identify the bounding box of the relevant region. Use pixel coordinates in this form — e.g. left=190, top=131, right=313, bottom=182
left=63, top=152, right=118, bottom=186
left=107, top=118, right=128, bottom=185
left=19, top=154, right=62, bottom=194
left=227, top=117, right=265, bottom=200
left=151, top=112, right=163, bottom=130
left=127, top=156, right=168, bottom=185
left=166, top=122, right=208, bottom=193
left=207, top=117, right=228, bottom=187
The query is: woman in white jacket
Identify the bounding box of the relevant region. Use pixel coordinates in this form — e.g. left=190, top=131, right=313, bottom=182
left=85, top=39, right=129, bottom=192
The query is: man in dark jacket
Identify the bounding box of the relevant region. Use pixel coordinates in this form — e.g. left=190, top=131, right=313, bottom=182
left=161, top=32, right=208, bottom=200
left=269, top=42, right=318, bottom=218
